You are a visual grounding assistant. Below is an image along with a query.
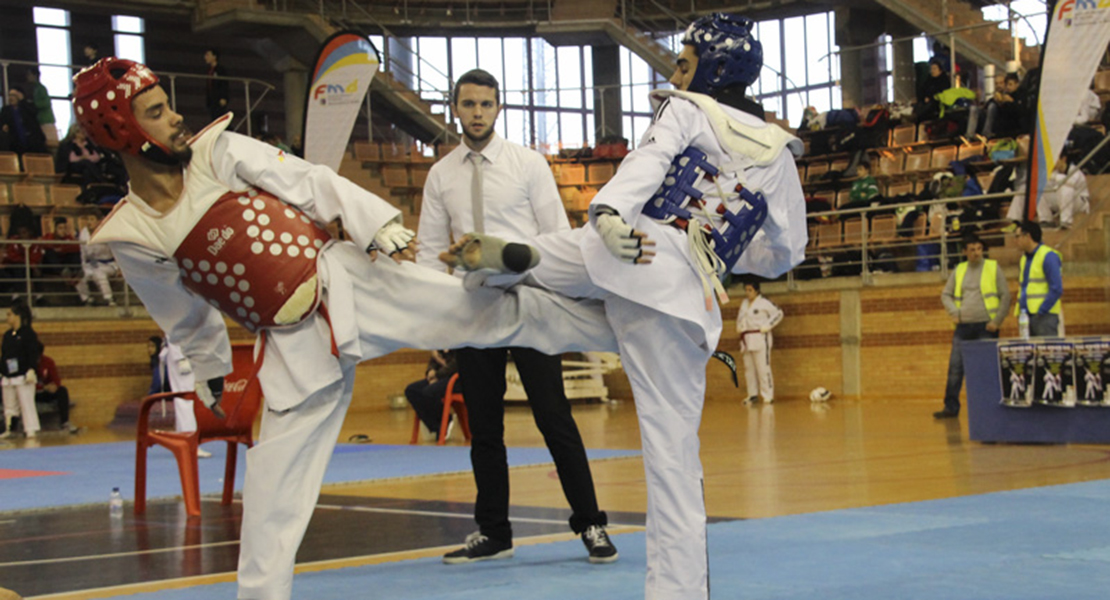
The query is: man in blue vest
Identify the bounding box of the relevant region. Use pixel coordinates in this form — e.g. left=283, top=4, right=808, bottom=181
left=935, top=233, right=1011, bottom=419
left=1015, top=221, right=1063, bottom=337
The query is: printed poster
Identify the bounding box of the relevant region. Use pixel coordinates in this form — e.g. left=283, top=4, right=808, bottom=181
left=1075, top=340, right=1110, bottom=407
left=1033, top=342, right=1075, bottom=407
left=999, top=342, right=1036, bottom=408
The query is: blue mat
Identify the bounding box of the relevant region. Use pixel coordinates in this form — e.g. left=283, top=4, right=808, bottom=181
left=0, top=442, right=640, bottom=513
left=91, top=478, right=1110, bottom=600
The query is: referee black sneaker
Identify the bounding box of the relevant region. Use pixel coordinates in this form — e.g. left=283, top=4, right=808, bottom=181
left=442, top=532, right=514, bottom=564
left=581, top=524, right=619, bottom=564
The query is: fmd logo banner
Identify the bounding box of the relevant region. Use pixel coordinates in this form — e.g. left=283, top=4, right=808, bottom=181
left=304, top=32, right=380, bottom=171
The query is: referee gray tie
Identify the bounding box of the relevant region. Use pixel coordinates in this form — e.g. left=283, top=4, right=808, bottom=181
left=468, top=151, right=485, bottom=233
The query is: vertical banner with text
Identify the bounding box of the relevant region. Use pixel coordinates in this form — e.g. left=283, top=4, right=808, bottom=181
left=303, top=32, right=380, bottom=172
left=1028, top=1, right=1110, bottom=218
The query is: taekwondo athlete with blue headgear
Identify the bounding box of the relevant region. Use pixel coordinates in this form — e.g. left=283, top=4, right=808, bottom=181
left=442, top=13, right=807, bottom=600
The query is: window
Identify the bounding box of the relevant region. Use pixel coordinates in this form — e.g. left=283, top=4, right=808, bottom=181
left=33, top=6, right=73, bottom=136
left=755, top=11, right=841, bottom=123
left=112, top=15, right=145, bottom=63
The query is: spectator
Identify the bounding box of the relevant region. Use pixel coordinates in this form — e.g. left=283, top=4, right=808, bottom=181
left=76, top=214, right=117, bottom=306
left=736, top=281, right=783, bottom=404
left=55, top=125, right=103, bottom=187
left=1039, top=154, right=1090, bottom=229
left=914, top=57, right=950, bottom=122
left=35, top=352, right=77, bottom=433
left=0, top=89, right=47, bottom=156
left=204, top=48, right=230, bottom=122
left=1015, top=221, right=1063, bottom=337
left=404, top=349, right=459, bottom=440
left=42, top=217, right=82, bottom=305
left=1076, top=85, right=1102, bottom=125
left=2, top=224, right=45, bottom=303
left=846, top=160, right=880, bottom=207
left=24, top=69, right=57, bottom=147
left=82, top=43, right=100, bottom=66
left=934, top=234, right=1010, bottom=419
left=0, top=302, right=41, bottom=439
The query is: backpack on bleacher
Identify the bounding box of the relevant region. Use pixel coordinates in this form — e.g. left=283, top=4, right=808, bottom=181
left=989, top=139, right=1018, bottom=161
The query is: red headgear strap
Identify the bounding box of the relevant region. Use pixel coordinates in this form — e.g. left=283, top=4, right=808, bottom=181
left=72, top=58, right=166, bottom=156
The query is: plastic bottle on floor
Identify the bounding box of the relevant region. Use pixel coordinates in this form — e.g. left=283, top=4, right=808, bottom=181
left=109, top=487, right=124, bottom=519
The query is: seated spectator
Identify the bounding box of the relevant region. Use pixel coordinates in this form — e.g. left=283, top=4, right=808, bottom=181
left=35, top=352, right=76, bottom=433
left=55, top=125, right=103, bottom=187
left=42, top=217, right=81, bottom=275
left=76, top=214, right=117, bottom=306
left=914, top=57, right=950, bottom=123
left=1076, top=85, right=1102, bottom=125
left=1038, top=154, right=1090, bottom=229
left=0, top=89, right=47, bottom=157
left=405, top=349, right=460, bottom=440
left=2, top=224, right=45, bottom=303
left=845, top=161, right=880, bottom=207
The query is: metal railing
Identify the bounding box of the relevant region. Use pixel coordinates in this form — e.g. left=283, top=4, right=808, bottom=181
left=0, top=59, right=276, bottom=139
left=0, top=239, right=134, bottom=313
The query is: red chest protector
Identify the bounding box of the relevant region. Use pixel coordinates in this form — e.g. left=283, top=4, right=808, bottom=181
left=173, top=189, right=332, bottom=332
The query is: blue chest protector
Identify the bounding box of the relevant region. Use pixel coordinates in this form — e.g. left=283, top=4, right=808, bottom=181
left=642, top=146, right=768, bottom=274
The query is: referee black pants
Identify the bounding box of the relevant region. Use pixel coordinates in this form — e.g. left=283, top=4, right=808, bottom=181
left=457, top=347, right=607, bottom=543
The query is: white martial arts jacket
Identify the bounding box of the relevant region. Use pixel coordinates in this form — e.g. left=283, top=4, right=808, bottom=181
left=736, top=295, right=783, bottom=353
left=93, top=115, right=401, bottom=410
left=582, top=91, right=806, bottom=349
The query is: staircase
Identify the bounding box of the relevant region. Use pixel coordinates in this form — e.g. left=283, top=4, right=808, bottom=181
left=195, top=8, right=457, bottom=144
left=874, top=0, right=1040, bottom=70
left=994, top=174, right=1110, bottom=267
left=535, top=18, right=677, bottom=75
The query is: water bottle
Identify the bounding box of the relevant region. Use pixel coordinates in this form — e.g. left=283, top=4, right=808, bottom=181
left=1018, top=310, right=1030, bottom=340
left=109, top=487, right=124, bottom=519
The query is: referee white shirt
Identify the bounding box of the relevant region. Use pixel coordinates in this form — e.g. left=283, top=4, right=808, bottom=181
left=417, top=133, right=570, bottom=273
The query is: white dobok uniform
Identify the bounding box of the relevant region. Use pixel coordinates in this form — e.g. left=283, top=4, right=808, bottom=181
left=736, top=294, right=784, bottom=402
left=77, top=226, right=118, bottom=303
left=156, top=339, right=198, bottom=432
left=521, top=91, right=805, bottom=600
left=91, top=115, right=617, bottom=600
left=1038, top=166, right=1089, bottom=228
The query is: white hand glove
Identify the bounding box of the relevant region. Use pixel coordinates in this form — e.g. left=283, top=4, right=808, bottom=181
left=595, top=213, right=644, bottom=263
left=370, top=221, right=415, bottom=256
left=25, top=369, right=37, bottom=385
left=759, top=325, right=772, bottom=333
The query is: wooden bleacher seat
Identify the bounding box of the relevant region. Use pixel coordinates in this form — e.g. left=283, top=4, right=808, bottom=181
left=870, top=214, right=898, bottom=245
left=807, top=225, right=818, bottom=250
left=353, top=141, right=381, bottom=162
left=22, top=153, right=60, bottom=183
left=842, top=217, right=866, bottom=248
left=410, top=145, right=432, bottom=163
left=834, top=188, right=851, bottom=209
left=886, top=181, right=913, bottom=197
left=436, top=143, right=459, bottom=159
left=797, top=165, right=806, bottom=182
left=958, top=140, right=985, bottom=160
left=806, top=162, right=829, bottom=183
left=588, top=162, right=615, bottom=185
left=976, top=172, right=994, bottom=194
left=877, top=152, right=904, bottom=178
left=50, top=184, right=81, bottom=207
left=891, top=125, right=916, bottom=146
left=904, top=149, right=931, bottom=173
left=816, top=221, right=842, bottom=250
left=1016, top=134, right=1030, bottom=157
left=0, top=152, right=21, bottom=185
left=556, top=164, right=586, bottom=186
left=1094, top=70, right=1110, bottom=94
left=829, top=158, right=850, bottom=174
left=382, top=166, right=410, bottom=188
left=0, top=185, right=8, bottom=205
left=12, top=182, right=48, bottom=207
left=410, top=165, right=431, bottom=189
left=930, top=146, right=957, bottom=171
left=812, top=190, right=835, bottom=209
left=382, top=144, right=408, bottom=162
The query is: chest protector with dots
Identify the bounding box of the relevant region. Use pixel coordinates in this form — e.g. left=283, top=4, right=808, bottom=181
left=173, top=189, right=332, bottom=332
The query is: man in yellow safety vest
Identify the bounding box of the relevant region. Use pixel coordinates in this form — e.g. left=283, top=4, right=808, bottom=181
left=1015, top=221, right=1063, bottom=337
left=935, top=233, right=1011, bottom=419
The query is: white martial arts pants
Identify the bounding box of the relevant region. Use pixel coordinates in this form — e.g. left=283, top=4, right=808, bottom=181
left=528, top=230, right=713, bottom=600
left=77, top=261, right=118, bottom=303
left=2, top=379, right=39, bottom=436
left=742, top=345, right=774, bottom=402
left=235, top=247, right=618, bottom=600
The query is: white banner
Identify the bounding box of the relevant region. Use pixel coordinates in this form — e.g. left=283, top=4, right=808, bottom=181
left=304, top=32, right=380, bottom=172
left=1030, top=1, right=1110, bottom=215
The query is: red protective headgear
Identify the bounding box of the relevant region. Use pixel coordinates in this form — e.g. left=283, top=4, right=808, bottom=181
left=72, top=57, right=168, bottom=157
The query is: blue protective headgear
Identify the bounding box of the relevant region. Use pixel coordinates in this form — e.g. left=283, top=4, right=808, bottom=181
left=681, top=13, right=762, bottom=95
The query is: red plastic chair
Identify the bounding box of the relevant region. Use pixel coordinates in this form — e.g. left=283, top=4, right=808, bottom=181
left=409, top=373, right=471, bottom=446
left=134, top=343, right=262, bottom=517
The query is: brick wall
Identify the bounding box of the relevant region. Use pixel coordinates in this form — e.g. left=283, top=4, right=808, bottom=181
left=38, top=274, right=1110, bottom=426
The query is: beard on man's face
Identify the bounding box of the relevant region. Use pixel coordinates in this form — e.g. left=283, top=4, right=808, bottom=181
left=462, top=122, right=495, bottom=144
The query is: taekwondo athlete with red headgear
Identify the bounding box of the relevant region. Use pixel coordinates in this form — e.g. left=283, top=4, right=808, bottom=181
left=443, top=14, right=806, bottom=599
left=72, top=57, right=617, bottom=600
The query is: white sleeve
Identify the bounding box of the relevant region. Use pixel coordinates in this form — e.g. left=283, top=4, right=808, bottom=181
left=731, top=149, right=808, bottom=278
left=213, top=132, right=401, bottom=252
left=765, top=299, right=784, bottom=329
left=587, top=98, right=696, bottom=224
left=112, top=242, right=233, bottom=383
left=416, top=164, right=452, bottom=272
left=528, top=153, right=570, bottom=234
